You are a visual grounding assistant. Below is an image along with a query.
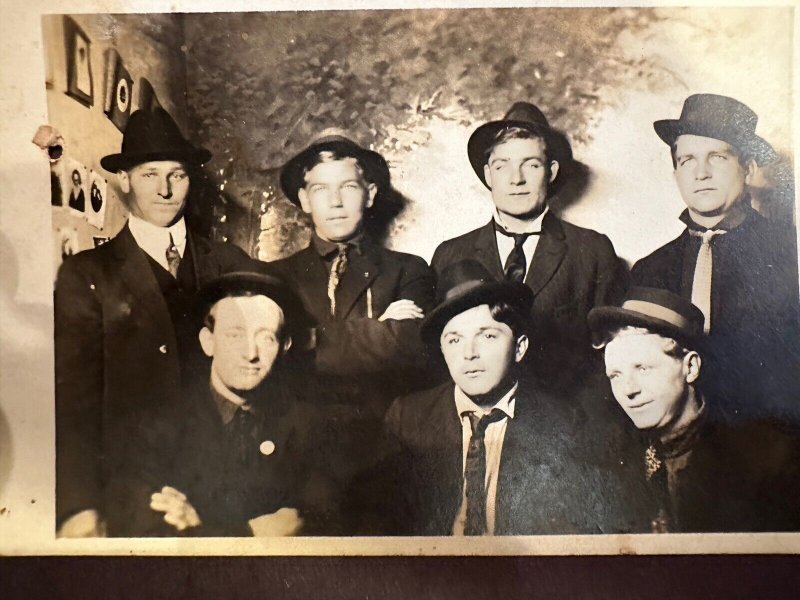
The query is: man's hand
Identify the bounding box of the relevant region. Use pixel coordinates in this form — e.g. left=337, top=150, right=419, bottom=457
left=150, top=486, right=202, bottom=531
left=57, top=509, right=106, bottom=538
left=248, top=507, right=303, bottom=537
left=378, top=299, right=424, bottom=322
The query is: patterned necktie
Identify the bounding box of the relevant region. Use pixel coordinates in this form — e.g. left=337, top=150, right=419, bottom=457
left=688, top=229, right=726, bottom=333
left=166, top=232, right=181, bottom=278
left=463, top=409, right=507, bottom=536
left=327, top=244, right=349, bottom=316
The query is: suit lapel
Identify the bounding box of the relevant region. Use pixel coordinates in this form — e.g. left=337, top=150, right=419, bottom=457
left=473, top=221, right=505, bottom=280
left=337, top=243, right=382, bottom=319
left=525, top=212, right=567, bottom=296
left=112, top=225, right=174, bottom=336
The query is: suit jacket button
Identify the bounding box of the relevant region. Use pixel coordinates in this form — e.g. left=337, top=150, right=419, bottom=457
left=159, top=344, right=168, bottom=354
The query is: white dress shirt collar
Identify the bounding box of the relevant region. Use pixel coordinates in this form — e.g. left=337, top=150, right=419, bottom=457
left=128, top=214, right=187, bottom=271
left=493, top=205, right=549, bottom=235
left=453, top=382, right=517, bottom=420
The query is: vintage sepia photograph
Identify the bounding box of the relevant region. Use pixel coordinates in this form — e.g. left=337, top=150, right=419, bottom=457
left=0, top=2, right=799, bottom=562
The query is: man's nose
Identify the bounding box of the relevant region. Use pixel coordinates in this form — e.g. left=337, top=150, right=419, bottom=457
left=330, top=188, right=344, bottom=207
left=463, top=337, right=479, bottom=360
left=243, top=336, right=259, bottom=361
left=158, top=176, right=173, bottom=198
left=620, top=374, right=641, bottom=399
left=509, top=165, right=526, bottom=185
left=694, top=159, right=712, bottom=179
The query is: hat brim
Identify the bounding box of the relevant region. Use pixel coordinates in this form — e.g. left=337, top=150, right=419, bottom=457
left=653, top=119, right=777, bottom=166
left=587, top=306, right=701, bottom=350
left=100, top=148, right=213, bottom=173
left=467, top=119, right=573, bottom=189
left=280, top=139, right=390, bottom=206
left=421, top=280, right=533, bottom=346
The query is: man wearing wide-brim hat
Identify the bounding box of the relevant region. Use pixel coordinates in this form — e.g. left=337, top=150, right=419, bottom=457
left=630, top=93, right=800, bottom=425
left=263, top=130, right=435, bottom=530
left=55, top=107, right=255, bottom=537
left=589, top=287, right=800, bottom=533
left=373, top=260, right=645, bottom=536
left=431, top=101, right=628, bottom=390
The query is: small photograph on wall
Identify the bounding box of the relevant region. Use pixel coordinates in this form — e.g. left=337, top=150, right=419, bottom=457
left=62, top=158, right=88, bottom=214
left=50, top=160, right=63, bottom=207
left=86, top=170, right=108, bottom=229
left=103, top=48, right=133, bottom=132
left=64, top=17, right=93, bottom=107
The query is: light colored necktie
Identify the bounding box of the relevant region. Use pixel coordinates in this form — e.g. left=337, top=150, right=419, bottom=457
left=327, top=244, right=349, bottom=316
left=166, top=232, right=181, bottom=278
left=689, top=229, right=726, bottom=333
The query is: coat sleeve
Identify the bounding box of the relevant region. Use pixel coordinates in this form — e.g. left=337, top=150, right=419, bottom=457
left=54, top=257, right=105, bottom=525
left=592, top=233, right=629, bottom=308
left=314, top=255, right=436, bottom=376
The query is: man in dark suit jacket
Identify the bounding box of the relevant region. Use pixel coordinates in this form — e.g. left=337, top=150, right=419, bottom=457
left=55, top=108, right=254, bottom=537
left=589, top=287, right=800, bottom=532
left=376, top=261, right=645, bottom=536
left=631, top=94, right=800, bottom=424
left=431, top=102, right=627, bottom=389
left=263, top=132, right=435, bottom=527
left=123, top=273, right=337, bottom=537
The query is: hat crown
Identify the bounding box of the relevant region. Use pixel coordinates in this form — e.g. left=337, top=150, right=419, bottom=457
left=121, top=108, right=194, bottom=157
left=502, top=101, right=551, bottom=129
left=679, top=94, right=758, bottom=135
left=436, top=260, right=496, bottom=304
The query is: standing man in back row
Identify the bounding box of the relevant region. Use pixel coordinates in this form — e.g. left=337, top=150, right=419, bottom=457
left=55, top=108, right=255, bottom=537
left=631, top=94, right=800, bottom=424
left=431, top=102, right=628, bottom=390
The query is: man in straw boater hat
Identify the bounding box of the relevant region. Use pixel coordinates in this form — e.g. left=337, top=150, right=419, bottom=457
left=371, top=260, right=644, bottom=536
left=589, top=287, right=800, bottom=532
left=55, top=107, right=255, bottom=537
left=117, top=272, right=336, bottom=537
left=264, top=130, right=435, bottom=529
left=632, top=94, right=800, bottom=425
left=431, top=101, right=628, bottom=391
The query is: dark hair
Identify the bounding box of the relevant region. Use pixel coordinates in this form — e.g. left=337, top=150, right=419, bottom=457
left=484, top=126, right=556, bottom=194
left=301, top=149, right=372, bottom=186
left=669, top=138, right=752, bottom=170
left=488, top=299, right=532, bottom=340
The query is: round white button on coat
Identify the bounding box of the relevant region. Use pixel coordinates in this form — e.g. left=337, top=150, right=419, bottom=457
left=259, top=440, right=276, bottom=456
left=159, top=345, right=168, bottom=354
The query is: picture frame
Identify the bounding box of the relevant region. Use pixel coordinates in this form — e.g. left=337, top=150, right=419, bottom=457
left=64, top=16, right=93, bottom=107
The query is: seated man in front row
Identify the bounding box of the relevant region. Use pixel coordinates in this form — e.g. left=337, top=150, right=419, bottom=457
left=588, top=287, right=800, bottom=532
left=377, top=260, right=643, bottom=536
left=127, top=272, right=336, bottom=536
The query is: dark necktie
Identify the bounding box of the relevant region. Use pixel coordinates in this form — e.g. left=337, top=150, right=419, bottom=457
left=231, top=407, right=259, bottom=465
left=166, top=232, right=181, bottom=278
left=327, top=244, right=349, bottom=316
left=463, top=408, right=507, bottom=536
left=494, top=223, right=538, bottom=283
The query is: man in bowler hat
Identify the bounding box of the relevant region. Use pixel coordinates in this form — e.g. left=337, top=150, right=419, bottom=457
left=589, top=287, right=800, bottom=532
left=631, top=94, right=800, bottom=424
left=263, top=131, right=435, bottom=528
left=431, top=102, right=627, bottom=390
left=55, top=107, right=254, bottom=537
left=374, top=260, right=643, bottom=536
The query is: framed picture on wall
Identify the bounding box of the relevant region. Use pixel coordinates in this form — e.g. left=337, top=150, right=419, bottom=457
left=64, top=16, right=93, bottom=107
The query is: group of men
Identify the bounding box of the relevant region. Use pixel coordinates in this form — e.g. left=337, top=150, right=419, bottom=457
left=54, top=93, right=800, bottom=538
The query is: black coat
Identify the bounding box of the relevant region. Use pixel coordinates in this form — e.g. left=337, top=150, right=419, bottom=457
left=372, top=382, right=649, bottom=536
left=431, top=214, right=628, bottom=389
left=54, top=224, right=255, bottom=531
left=631, top=208, right=800, bottom=423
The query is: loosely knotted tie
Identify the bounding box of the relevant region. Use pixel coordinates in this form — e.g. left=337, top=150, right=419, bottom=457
left=327, top=244, right=349, bottom=316
left=165, top=232, right=181, bottom=278
left=463, top=409, right=507, bottom=536
left=688, top=229, right=726, bottom=333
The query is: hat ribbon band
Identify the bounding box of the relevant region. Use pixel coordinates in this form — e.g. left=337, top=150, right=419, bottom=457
left=620, top=300, right=690, bottom=329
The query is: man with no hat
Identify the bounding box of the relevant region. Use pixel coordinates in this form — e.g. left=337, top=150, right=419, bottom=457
left=372, top=261, right=643, bottom=536
left=121, top=272, right=336, bottom=536
left=589, top=288, right=800, bottom=532
left=631, top=94, right=800, bottom=424
left=431, top=102, right=628, bottom=390
left=55, top=108, right=255, bottom=537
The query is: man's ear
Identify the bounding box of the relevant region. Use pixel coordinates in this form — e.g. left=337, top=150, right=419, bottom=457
left=297, top=188, right=312, bottom=215
left=483, top=164, right=493, bottom=189
left=684, top=351, right=702, bottom=384
left=365, top=183, right=377, bottom=210
left=548, top=160, right=560, bottom=183
left=198, top=327, right=214, bottom=358
left=743, top=159, right=757, bottom=186
left=515, top=334, right=529, bottom=363
left=116, top=170, right=131, bottom=194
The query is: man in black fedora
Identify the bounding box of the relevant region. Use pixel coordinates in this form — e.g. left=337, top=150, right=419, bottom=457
left=263, top=130, right=435, bottom=529
left=631, top=94, right=800, bottom=425
left=431, top=102, right=627, bottom=390
left=589, top=287, right=800, bottom=532
left=55, top=107, right=255, bottom=537
left=369, top=260, right=643, bottom=536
